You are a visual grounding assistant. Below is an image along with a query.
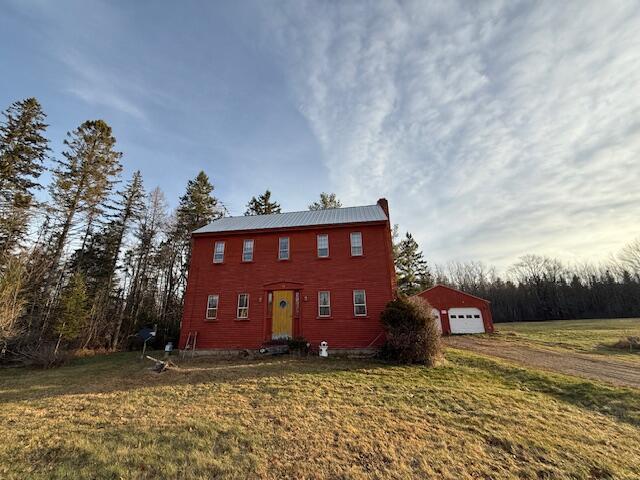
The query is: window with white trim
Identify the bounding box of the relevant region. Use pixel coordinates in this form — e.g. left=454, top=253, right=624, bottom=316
left=317, top=234, right=329, bottom=257
left=353, top=290, right=367, bottom=316
left=278, top=237, right=289, bottom=260
left=318, top=291, right=331, bottom=317
left=350, top=232, right=363, bottom=256
left=237, top=293, right=249, bottom=318
left=242, top=239, right=254, bottom=262
left=206, top=295, right=219, bottom=319
left=213, top=241, right=225, bottom=263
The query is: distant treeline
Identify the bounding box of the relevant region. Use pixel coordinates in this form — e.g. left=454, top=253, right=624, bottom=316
left=429, top=252, right=640, bottom=322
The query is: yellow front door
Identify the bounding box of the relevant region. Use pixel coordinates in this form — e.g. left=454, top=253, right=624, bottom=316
left=272, top=290, right=293, bottom=339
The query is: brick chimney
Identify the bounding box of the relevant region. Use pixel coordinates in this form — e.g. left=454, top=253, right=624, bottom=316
left=377, top=198, right=389, bottom=219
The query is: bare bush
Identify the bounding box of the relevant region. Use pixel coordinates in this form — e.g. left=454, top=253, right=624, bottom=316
left=0, top=255, right=27, bottom=357
left=380, top=296, right=442, bottom=365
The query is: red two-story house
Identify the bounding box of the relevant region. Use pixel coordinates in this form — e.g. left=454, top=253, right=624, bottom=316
left=179, top=198, right=396, bottom=353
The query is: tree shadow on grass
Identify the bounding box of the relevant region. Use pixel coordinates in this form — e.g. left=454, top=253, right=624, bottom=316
left=0, top=352, right=391, bottom=404
left=453, top=352, right=640, bottom=428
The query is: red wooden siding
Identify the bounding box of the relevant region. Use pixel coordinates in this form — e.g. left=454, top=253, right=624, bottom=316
left=179, top=214, right=396, bottom=350
left=414, top=285, right=494, bottom=334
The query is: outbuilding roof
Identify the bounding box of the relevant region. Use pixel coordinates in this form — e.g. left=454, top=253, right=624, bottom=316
left=193, top=204, right=388, bottom=234
left=415, top=284, right=491, bottom=304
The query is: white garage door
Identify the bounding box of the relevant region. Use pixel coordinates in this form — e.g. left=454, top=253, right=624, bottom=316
left=431, top=308, right=442, bottom=333
left=448, top=308, right=485, bottom=334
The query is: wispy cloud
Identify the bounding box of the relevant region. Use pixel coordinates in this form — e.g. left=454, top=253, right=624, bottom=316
left=60, top=51, right=148, bottom=121
left=260, top=0, right=640, bottom=268
left=11, top=0, right=153, bottom=122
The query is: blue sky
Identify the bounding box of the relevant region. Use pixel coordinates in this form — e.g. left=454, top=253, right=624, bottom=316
left=2, top=0, right=639, bottom=270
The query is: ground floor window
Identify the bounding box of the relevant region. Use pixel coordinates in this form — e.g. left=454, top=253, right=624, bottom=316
left=318, top=291, right=331, bottom=317
left=206, top=294, right=219, bottom=319
left=353, top=290, right=367, bottom=316
left=237, top=293, right=249, bottom=318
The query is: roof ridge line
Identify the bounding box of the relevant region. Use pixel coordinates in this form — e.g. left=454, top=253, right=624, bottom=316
left=225, top=203, right=380, bottom=219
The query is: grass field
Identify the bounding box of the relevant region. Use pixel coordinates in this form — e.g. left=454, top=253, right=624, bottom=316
left=495, top=318, right=640, bottom=359
left=1, top=346, right=639, bottom=479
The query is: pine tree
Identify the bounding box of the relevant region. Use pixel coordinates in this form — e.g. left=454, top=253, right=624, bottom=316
left=308, top=192, right=342, bottom=210
left=396, top=233, right=432, bottom=295
left=0, top=98, right=49, bottom=257
left=245, top=189, right=281, bottom=215
left=107, top=171, right=145, bottom=281
left=175, top=171, right=221, bottom=234
left=54, top=272, right=90, bottom=347
left=106, top=172, right=145, bottom=348
left=47, top=120, right=123, bottom=273
left=169, top=172, right=222, bottom=316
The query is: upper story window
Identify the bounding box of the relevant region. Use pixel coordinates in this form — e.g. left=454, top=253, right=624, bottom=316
left=350, top=232, right=363, bottom=256
left=242, top=239, right=254, bottom=262
left=318, top=291, right=331, bottom=317
left=278, top=237, right=289, bottom=260
left=237, top=293, right=249, bottom=319
left=213, top=241, right=225, bottom=263
left=353, top=290, right=367, bottom=316
left=206, top=295, right=219, bottom=319
left=317, top=234, right=329, bottom=258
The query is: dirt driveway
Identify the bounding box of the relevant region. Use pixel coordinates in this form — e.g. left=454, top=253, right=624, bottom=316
left=446, top=336, right=640, bottom=389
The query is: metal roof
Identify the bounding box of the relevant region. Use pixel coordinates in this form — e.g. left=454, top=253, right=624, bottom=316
left=193, top=204, right=388, bottom=234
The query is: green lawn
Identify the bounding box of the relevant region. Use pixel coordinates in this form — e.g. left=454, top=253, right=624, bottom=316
left=1, top=350, right=639, bottom=479
left=495, top=318, right=640, bottom=358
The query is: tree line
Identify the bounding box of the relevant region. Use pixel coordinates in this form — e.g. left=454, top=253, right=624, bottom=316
left=0, top=97, right=343, bottom=363
left=393, top=228, right=640, bottom=323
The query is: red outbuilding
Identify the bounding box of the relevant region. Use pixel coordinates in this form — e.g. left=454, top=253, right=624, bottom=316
left=414, top=284, right=494, bottom=334
left=179, top=199, right=396, bottom=353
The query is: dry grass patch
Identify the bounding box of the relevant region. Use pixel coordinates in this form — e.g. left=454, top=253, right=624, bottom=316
left=0, top=350, right=639, bottom=479
left=496, top=318, right=640, bottom=360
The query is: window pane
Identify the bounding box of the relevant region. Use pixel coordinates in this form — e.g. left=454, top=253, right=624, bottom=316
left=238, top=294, right=248, bottom=308
left=208, top=295, right=218, bottom=309
left=318, top=291, right=330, bottom=316
left=279, top=237, right=289, bottom=259
left=319, top=291, right=329, bottom=306
left=243, top=240, right=254, bottom=261
left=213, top=241, right=225, bottom=262
left=237, top=293, right=249, bottom=318
left=353, top=290, right=366, bottom=316
left=317, top=234, right=329, bottom=257
left=206, top=295, right=218, bottom=319
left=350, top=232, right=363, bottom=256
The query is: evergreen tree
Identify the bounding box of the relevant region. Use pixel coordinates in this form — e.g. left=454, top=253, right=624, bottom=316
left=55, top=272, right=90, bottom=345
left=0, top=98, right=49, bottom=257
left=169, top=172, right=222, bottom=313
left=308, top=192, right=342, bottom=210
left=245, top=189, right=281, bottom=215
left=47, top=120, right=123, bottom=272
left=105, top=172, right=145, bottom=348
left=396, top=233, right=432, bottom=295
left=175, top=171, right=221, bottom=234
left=106, top=171, right=145, bottom=281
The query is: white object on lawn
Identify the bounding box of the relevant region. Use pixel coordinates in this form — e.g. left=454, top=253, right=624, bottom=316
left=319, top=341, right=328, bottom=357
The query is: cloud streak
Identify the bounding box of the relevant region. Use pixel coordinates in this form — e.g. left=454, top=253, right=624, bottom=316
left=260, top=0, right=640, bottom=269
